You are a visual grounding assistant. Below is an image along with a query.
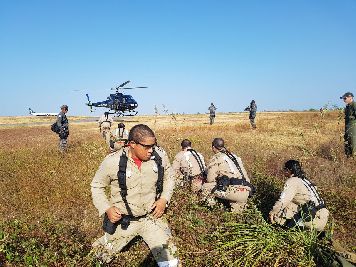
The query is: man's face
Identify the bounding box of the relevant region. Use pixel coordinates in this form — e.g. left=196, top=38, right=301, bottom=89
left=343, top=96, right=353, bottom=105
left=130, top=136, right=156, bottom=161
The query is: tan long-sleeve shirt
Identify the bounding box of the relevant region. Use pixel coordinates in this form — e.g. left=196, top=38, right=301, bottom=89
left=91, top=147, right=175, bottom=217
left=206, top=151, right=249, bottom=183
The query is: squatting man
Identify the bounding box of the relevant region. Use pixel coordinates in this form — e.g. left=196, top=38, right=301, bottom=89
left=91, top=124, right=179, bottom=266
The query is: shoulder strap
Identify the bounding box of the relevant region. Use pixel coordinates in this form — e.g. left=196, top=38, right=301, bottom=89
left=187, top=149, right=205, bottom=174
left=117, top=149, right=165, bottom=214
left=300, top=177, right=324, bottom=207
left=152, top=150, right=164, bottom=198
left=117, top=150, right=133, bottom=216
left=222, top=151, right=246, bottom=180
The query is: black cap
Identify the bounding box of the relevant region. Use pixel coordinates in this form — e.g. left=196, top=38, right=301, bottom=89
left=340, top=92, right=354, bottom=99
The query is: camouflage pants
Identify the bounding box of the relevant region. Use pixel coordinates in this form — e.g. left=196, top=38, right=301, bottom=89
left=344, top=124, right=356, bottom=157
left=59, top=138, right=67, bottom=152
left=210, top=115, right=215, bottom=125
left=92, top=217, right=178, bottom=266
left=249, top=118, right=256, bottom=129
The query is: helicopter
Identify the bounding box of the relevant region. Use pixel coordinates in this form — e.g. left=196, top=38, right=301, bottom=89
left=85, top=81, right=147, bottom=116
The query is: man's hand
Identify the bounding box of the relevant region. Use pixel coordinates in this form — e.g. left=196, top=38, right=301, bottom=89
left=151, top=198, right=167, bottom=219
left=269, top=212, right=275, bottom=224
left=106, top=206, right=122, bottom=223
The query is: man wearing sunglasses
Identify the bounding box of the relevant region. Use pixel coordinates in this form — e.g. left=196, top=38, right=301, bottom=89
left=91, top=124, right=178, bottom=266
left=340, top=92, right=356, bottom=157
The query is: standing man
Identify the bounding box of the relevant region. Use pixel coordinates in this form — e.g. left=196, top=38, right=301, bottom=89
left=98, top=112, right=114, bottom=141
left=107, top=123, right=129, bottom=152
left=340, top=92, right=356, bottom=157
left=57, top=105, right=69, bottom=152
left=208, top=103, right=217, bottom=125
left=172, top=139, right=206, bottom=192
left=91, top=124, right=179, bottom=266
left=201, top=138, right=254, bottom=213
left=249, top=100, right=257, bottom=129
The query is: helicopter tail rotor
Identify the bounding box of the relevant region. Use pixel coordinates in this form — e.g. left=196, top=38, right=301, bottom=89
left=86, top=94, right=93, bottom=112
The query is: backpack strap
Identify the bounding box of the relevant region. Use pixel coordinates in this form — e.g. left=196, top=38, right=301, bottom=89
left=221, top=151, right=256, bottom=196
left=299, top=177, right=325, bottom=208
left=187, top=149, right=205, bottom=175
left=117, top=150, right=133, bottom=216
left=152, top=150, right=164, bottom=199
left=117, top=149, right=165, bottom=212
left=222, top=151, right=247, bottom=181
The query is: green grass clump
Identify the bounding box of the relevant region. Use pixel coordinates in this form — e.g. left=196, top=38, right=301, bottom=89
left=209, top=205, right=337, bottom=267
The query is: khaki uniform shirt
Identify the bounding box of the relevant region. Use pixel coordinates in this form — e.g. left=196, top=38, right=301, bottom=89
left=107, top=128, right=129, bottom=151
left=98, top=115, right=113, bottom=129
left=206, top=151, right=250, bottom=183
left=271, top=176, right=315, bottom=217
left=91, top=147, right=175, bottom=217
left=172, top=149, right=206, bottom=178
left=111, top=128, right=129, bottom=142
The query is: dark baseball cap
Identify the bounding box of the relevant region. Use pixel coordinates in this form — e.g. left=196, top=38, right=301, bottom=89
left=340, top=92, right=354, bottom=99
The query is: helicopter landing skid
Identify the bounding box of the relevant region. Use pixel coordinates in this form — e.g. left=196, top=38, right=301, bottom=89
left=124, top=111, right=138, bottom=117
left=112, top=111, right=138, bottom=117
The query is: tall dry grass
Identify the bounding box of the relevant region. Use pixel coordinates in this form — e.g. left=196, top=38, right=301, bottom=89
left=0, top=111, right=355, bottom=266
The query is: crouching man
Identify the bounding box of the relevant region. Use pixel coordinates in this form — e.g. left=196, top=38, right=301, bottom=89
left=91, top=124, right=179, bottom=266
left=201, top=138, right=254, bottom=213
left=269, top=160, right=329, bottom=232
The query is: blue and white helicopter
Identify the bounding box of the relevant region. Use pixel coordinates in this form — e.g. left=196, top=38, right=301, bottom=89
left=85, top=81, right=147, bottom=116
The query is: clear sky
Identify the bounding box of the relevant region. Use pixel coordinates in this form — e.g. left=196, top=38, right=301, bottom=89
left=0, top=0, right=355, bottom=116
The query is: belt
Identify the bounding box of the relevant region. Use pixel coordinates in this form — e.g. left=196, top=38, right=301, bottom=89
left=123, top=214, right=147, bottom=221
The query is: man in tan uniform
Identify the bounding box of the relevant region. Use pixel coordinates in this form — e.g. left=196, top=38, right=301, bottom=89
left=269, top=160, right=329, bottom=232
left=107, top=123, right=129, bottom=152
left=172, top=139, right=206, bottom=191
left=201, top=138, right=254, bottom=213
left=91, top=124, right=179, bottom=266
left=98, top=112, right=114, bottom=141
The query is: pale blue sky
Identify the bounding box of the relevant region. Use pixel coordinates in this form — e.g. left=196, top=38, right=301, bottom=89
left=0, top=0, right=355, bottom=116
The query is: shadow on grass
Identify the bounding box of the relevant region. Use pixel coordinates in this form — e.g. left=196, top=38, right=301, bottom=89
left=252, top=177, right=281, bottom=221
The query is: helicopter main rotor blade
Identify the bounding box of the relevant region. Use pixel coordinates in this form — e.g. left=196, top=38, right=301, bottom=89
left=120, top=86, right=148, bottom=89
left=117, top=80, right=131, bottom=89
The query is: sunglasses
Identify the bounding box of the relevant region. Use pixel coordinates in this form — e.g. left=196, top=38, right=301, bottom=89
left=135, top=142, right=156, bottom=149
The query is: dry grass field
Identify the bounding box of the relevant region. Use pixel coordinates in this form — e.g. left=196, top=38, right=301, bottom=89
left=0, top=111, right=355, bottom=266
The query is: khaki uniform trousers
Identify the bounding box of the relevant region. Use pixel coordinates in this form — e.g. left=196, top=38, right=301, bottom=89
left=93, top=216, right=178, bottom=265
left=202, top=182, right=250, bottom=213
left=274, top=202, right=329, bottom=232
left=100, top=122, right=111, bottom=139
